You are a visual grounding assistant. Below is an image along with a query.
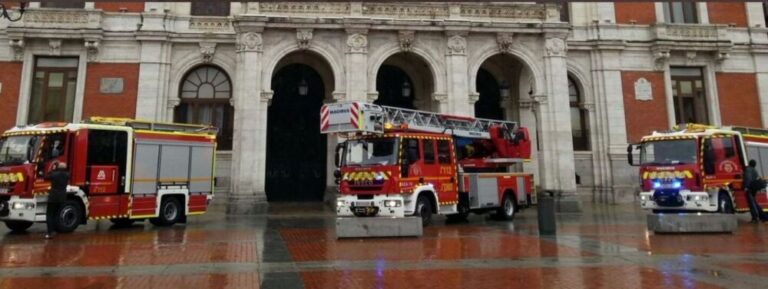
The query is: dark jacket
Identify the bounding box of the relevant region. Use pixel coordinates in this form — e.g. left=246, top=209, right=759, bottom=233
left=47, top=168, right=70, bottom=203
left=744, top=166, right=762, bottom=193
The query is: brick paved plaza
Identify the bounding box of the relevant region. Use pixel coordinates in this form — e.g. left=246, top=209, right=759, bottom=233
left=1, top=203, right=767, bottom=289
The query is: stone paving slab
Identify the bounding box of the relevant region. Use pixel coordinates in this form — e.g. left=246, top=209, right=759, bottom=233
left=647, top=213, right=738, bottom=233
left=335, top=217, right=423, bottom=238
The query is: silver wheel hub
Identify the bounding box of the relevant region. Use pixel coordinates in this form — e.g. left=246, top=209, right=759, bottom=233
left=504, top=199, right=514, bottom=216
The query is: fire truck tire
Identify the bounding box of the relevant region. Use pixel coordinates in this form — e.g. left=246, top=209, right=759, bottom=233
left=110, top=218, right=136, bottom=227
left=414, top=195, right=433, bottom=226
left=4, top=221, right=33, bottom=232
left=494, top=193, right=516, bottom=221
left=55, top=200, right=83, bottom=233
left=150, top=197, right=182, bottom=227
left=717, top=191, right=735, bottom=214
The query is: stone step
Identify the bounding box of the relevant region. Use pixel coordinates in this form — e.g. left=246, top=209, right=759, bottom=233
left=336, top=217, right=423, bottom=238
left=647, top=213, right=738, bottom=234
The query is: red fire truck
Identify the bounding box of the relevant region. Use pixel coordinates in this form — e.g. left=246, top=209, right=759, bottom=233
left=628, top=124, right=768, bottom=213
left=321, top=101, right=535, bottom=225
left=0, top=117, right=217, bottom=233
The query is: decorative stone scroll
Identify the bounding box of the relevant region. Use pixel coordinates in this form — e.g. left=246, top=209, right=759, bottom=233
left=346, top=33, right=368, bottom=53
left=199, top=42, right=216, bottom=63
left=84, top=39, right=100, bottom=62
left=544, top=37, right=566, bottom=57
left=49, top=39, right=62, bottom=56
left=9, top=39, right=24, bottom=61
left=236, top=32, right=262, bottom=52
left=398, top=31, right=415, bottom=52
left=652, top=47, right=670, bottom=71
left=296, top=29, right=313, bottom=50
left=446, top=34, right=466, bottom=55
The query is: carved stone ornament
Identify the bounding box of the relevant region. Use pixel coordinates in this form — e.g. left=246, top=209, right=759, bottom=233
left=544, top=37, right=566, bottom=57
left=199, top=42, right=217, bottom=63
left=446, top=34, right=466, bottom=55
left=652, top=48, right=670, bottom=71
left=685, top=51, right=697, bottom=64
left=715, top=49, right=730, bottom=63
left=9, top=39, right=24, bottom=61
left=48, top=40, right=62, bottom=56
left=346, top=33, right=368, bottom=53
left=433, top=93, right=448, bottom=103
left=496, top=33, right=514, bottom=53
left=296, top=29, right=313, bottom=50
left=398, top=30, right=415, bottom=52
left=84, top=40, right=100, bottom=62
left=236, top=32, right=262, bottom=52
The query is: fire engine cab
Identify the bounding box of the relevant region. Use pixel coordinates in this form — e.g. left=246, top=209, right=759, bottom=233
left=628, top=124, right=768, bottom=213
left=321, top=101, right=535, bottom=225
left=0, top=117, right=217, bottom=233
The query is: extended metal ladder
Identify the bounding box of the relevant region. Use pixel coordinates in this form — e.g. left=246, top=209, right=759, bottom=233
left=86, top=117, right=218, bottom=135
left=379, top=105, right=518, bottom=139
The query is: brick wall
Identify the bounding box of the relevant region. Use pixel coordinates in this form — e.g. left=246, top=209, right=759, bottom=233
left=615, top=2, right=656, bottom=25
left=83, top=63, right=139, bottom=119
left=622, top=71, right=669, bottom=143
left=708, top=2, right=747, bottom=27
left=0, top=62, right=22, bottom=131
left=94, top=2, right=145, bottom=13
left=717, top=73, right=762, bottom=127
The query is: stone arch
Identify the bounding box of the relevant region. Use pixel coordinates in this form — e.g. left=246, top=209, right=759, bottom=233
left=168, top=52, right=236, bottom=120
left=468, top=43, right=544, bottom=97
left=262, top=41, right=344, bottom=97
left=368, top=44, right=446, bottom=97
left=566, top=61, right=593, bottom=105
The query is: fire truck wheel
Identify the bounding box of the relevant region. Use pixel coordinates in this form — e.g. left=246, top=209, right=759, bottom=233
left=110, top=218, right=136, bottom=227
left=4, top=221, right=33, bottom=232
left=494, top=194, right=516, bottom=221
left=55, top=200, right=83, bottom=233
left=717, top=191, right=735, bottom=214
left=150, top=197, right=182, bottom=227
left=414, top=195, right=433, bottom=226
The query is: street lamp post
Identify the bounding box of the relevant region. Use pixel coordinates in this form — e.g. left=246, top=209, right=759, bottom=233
left=0, top=2, right=27, bottom=22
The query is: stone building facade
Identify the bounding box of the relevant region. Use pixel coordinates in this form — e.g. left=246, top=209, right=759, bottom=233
left=1, top=2, right=766, bottom=206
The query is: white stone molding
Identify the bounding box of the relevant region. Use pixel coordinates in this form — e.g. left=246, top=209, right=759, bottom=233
left=11, top=9, right=102, bottom=30
left=346, top=33, right=368, bottom=53
left=496, top=33, right=514, bottom=53
left=582, top=102, right=595, bottom=111
left=398, top=30, right=415, bottom=52
left=296, top=29, right=313, bottom=50
left=531, top=94, right=548, bottom=105
left=84, top=39, right=100, bottom=62
left=167, top=98, right=181, bottom=108
left=199, top=42, right=217, bottom=63
left=260, top=91, right=274, bottom=102
left=48, top=39, right=62, bottom=56
left=366, top=92, right=378, bottom=103
left=652, top=47, right=670, bottom=71
left=544, top=37, right=566, bottom=57
left=236, top=32, right=262, bottom=52
left=446, top=34, right=467, bottom=55
left=332, top=91, right=346, bottom=101
left=433, top=93, right=449, bottom=103
left=467, top=39, right=544, bottom=97
left=518, top=99, right=535, bottom=110
left=468, top=92, right=479, bottom=105
left=189, top=17, right=232, bottom=32
left=259, top=2, right=351, bottom=16
left=8, top=39, right=24, bottom=61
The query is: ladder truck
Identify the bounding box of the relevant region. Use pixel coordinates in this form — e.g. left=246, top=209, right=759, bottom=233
left=0, top=117, right=217, bottom=233
left=321, top=101, right=535, bottom=226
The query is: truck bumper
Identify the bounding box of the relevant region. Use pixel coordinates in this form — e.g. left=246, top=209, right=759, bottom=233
left=639, top=190, right=718, bottom=212
left=0, top=196, right=46, bottom=222
left=336, top=194, right=405, bottom=218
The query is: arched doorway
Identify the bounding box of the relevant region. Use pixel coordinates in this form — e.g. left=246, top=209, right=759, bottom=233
left=266, top=59, right=330, bottom=202
left=375, top=53, right=434, bottom=110
left=475, top=68, right=504, bottom=120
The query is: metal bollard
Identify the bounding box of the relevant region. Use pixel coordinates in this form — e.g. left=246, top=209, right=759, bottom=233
left=537, top=191, right=556, bottom=235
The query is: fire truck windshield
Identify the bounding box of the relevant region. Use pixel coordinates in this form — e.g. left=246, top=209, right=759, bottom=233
left=0, top=135, right=39, bottom=166
left=344, top=138, right=398, bottom=166
left=640, top=139, right=698, bottom=166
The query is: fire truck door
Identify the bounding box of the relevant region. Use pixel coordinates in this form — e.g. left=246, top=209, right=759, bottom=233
left=704, top=137, right=743, bottom=181
left=435, top=139, right=457, bottom=201
left=85, top=130, right=129, bottom=217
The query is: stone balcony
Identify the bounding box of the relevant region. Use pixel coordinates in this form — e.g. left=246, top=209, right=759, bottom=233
left=653, top=23, right=731, bottom=44
left=7, top=8, right=103, bottom=39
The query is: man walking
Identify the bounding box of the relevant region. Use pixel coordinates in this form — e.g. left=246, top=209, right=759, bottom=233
left=46, top=162, right=69, bottom=239
left=743, top=159, right=766, bottom=223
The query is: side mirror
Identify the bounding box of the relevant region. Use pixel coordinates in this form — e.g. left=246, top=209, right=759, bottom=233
left=334, top=143, right=344, bottom=168
left=627, top=144, right=640, bottom=166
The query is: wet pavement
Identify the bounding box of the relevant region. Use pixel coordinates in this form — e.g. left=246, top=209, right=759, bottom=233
left=1, top=202, right=768, bottom=289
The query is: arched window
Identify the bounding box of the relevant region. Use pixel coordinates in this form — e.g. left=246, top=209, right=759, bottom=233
left=175, top=66, right=234, bottom=150
left=569, top=76, right=590, bottom=151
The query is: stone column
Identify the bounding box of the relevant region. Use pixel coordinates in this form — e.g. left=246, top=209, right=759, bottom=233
left=539, top=35, right=579, bottom=212
left=230, top=19, right=267, bottom=204
left=345, top=29, right=368, bottom=102
left=445, top=32, right=470, bottom=116
left=589, top=48, right=630, bottom=203
left=135, top=12, right=171, bottom=120
left=753, top=54, right=768, bottom=128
